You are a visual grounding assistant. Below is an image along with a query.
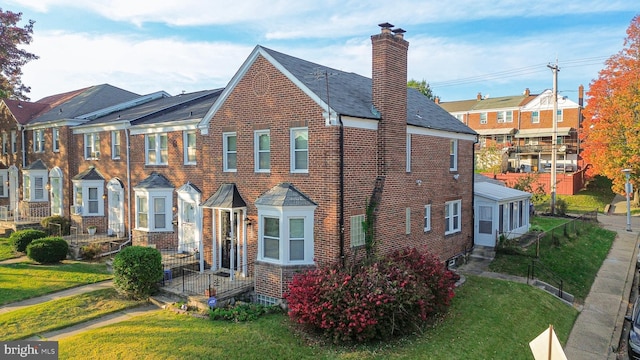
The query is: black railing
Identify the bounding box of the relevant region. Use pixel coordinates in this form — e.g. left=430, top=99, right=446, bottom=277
left=528, top=259, right=564, bottom=299
left=179, top=263, right=254, bottom=298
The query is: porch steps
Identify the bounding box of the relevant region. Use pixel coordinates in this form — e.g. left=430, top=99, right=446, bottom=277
left=149, top=293, right=185, bottom=309
left=469, top=245, right=495, bottom=261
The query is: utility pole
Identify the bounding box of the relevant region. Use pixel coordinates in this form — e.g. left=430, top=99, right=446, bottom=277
left=547, top=61, right=559, bottom=215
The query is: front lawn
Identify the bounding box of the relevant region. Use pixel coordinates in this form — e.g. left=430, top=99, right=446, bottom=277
left=0, top=261, right=113, bottom=305
left=490, top=219, right=616, bottom=301
left=0, top=237, right=16, bottom=261
left=0, top=288, right=145, bottom=340
left=59, top=276, right=577, bottom=359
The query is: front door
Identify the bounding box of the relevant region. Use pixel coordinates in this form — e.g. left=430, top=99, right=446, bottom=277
left=107, top=179, right=124, bottom=237
left=8, top=166, right=18, bottom=213
left=220, top=210, right=237, bottom=270
left=475, top=204, right=495, bottom=247
left=179, top=200, right=196, bottom=253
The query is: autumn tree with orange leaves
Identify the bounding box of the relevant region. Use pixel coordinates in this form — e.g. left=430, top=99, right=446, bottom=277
left=582, top=14, right=640, bottom=204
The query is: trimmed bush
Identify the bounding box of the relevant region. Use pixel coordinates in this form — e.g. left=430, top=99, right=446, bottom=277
left=285, top=248, right=458, bottom=343
left=26, top=237, right=69, bottom=264
left=113, top=246, right=163, bottom=299
left=9, top=229, right=48, bottom=253
left=41, top=216, right=71, bottom=236
left=80, top=242, right=103, bottom=260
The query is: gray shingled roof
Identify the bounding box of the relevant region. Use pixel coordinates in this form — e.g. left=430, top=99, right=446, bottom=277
left=133, top=172, right=174, bottom=189
left=30, top=84, right=140, bottom=124
left=202, top=183, right=247, bottom=208
left=261, top=46, right=476, bottom=135
left=439, top=94, right=530, bottom=113
left=72, top=166, right=104, bottom=180
left=24, top=159, right=48, bottom=171
left=255, top=183, right=317, bottom=207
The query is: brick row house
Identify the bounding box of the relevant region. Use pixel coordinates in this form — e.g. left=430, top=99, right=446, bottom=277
left=438, top=87, right=584, bottom=174
left=0, top=24, right=477, bottom=304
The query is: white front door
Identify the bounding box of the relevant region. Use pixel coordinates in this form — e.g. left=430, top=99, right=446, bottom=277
left=475, top=203, right=496, bottom=247
left=107, top=179, right=124, bottom=237
left=179, top=200, right=196, bottom=252
left=8, top=166, right=18, bottom=213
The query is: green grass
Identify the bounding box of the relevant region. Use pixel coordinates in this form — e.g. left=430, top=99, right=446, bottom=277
left=528, top=216, right=570, bottom=232
left=0, top=288, right=144, bottom=340
left=490, top=220, right=616, bottom=301
left=59, top=276, right=577, bottom=360
left=0, top=261, right=113, bottom=305
left=0, top=237, right=16, bottom=261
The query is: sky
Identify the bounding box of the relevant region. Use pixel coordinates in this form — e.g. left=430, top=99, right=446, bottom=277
left=5, top=1, right=638, bottom=104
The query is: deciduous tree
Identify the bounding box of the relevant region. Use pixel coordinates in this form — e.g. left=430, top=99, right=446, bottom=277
left=582, top=15, right=640, bottom=203
left=407, top=79, right=435, bottom=100
left=0, top=8, right=38, bottom=100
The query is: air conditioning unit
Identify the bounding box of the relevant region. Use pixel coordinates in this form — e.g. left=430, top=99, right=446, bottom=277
left=72, top=205, right=83, bottom=215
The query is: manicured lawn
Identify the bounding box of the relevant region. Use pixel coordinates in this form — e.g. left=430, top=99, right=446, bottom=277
left=529, top=216, right=570, bottom=231
left=490, top=219, right=616, bottom=301
left=0, top=261, right=113, bottom=305
left=59, top=276, right=577, bottom=359
left=560, top=175, right=616, bottom=214
left=0, top=237, right=16, bottom=261
left=0, top=288, right=144, bottom=340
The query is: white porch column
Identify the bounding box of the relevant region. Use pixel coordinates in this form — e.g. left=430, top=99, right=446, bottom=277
left=242, top=209, right=248, bottom=277
left=229, top=210, right=235, bottom=281
left=211, top=209, right=218, bottom=271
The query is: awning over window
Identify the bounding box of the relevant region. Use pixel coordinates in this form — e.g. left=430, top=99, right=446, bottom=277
left=475, top=128, right=516, bottom=136
left=515, top=127, right=572, bottom=138
left=202, top=183, right=246, bottom=208
left=255, top=183, right=316, bottom=207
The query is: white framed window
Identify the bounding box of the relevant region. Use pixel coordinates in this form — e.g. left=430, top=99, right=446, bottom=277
left=0, top=170, right=8, bottom=197
left=532, top=111, right=540, bottom=123
left=134, top=189, right=173, bottom=231
left=145, top=133, right=168, bottom=165
left=254, top=130, right=270, bottom=172
left=350, top=214, right=365, bottom=247
left=84, top=133, right=100, bottom=159
left=10, top=131, right=16, bottom=154
left=556, top=109, right=563, bottom=122
left=445, top=200, right=461, bottom=235
left=455, top=114, right=464, bottom=122
left=480, top=112, right=487, bottom=124
left=497, top=112, right=504, bottom=123
left=23, top=170, right=48, bottom=202
left=72, top=179, right=104, bottom=216
left=424, top=204, right=431, bottom=232
left=223, top=132, right=237, bottom=172
left=290, top=127, right=308, bottom=173
left=2, top=132, right=7, bottom=154
left=52, top=128, right=59, bottom=152
left=111, top=131, right=121, bottom=159
left=33, top=129, right=45, bottom=153
left=449, top=139, right=458, bottom=171
left=183, top=131, right=196, bottom=165
left=406, top=133, right=411, bottom=172
left=256, top=204, right=316, bottom=265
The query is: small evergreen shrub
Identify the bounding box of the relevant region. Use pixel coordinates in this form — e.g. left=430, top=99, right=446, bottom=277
left=113, top=246, right=163, bottom=299
left=285, top=248, right=458, bottom=343
left=26, top=237, right=69, bottom=264
left=41, top=216, right=71, bottom=236
left=81, top=242, right=103, bottom=260
left=209, top=303, right=280, bottom=322
left=9, top=229, right=47, bottom=253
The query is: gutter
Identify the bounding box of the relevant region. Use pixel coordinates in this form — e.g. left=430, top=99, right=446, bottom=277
left=125, top=126, right=133, bottom=244
left=19, top=124, right=25, bottom=168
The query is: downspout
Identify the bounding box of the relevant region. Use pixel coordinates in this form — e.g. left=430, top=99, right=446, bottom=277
left=471, top=134, right=478, bottom=253
left=125, top=127, right=132, bottom=243
left=20, top=125, right=26, bottom=168
left=339, top=114, right=345, bottom=267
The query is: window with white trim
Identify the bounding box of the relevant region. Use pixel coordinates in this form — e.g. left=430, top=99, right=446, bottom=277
left=23, top=170, right=48, bottom=202
left=263, top=216, right=279, bottom=260
left=290, top=127, right=308, bottom=173
left=445, top=200, right=461, bottom=235
left=72, top=179, right=104, bottom=216
left=531, top=111, right=540, bottom=123
left=350, top=214, right=365, bottom=247
left=480, top=112, right=487, bottom=124
left=556, top=109, right=563, bottom=122
left=134, top=189, right=173, bottom=231
left=111, top=131, right=121, bottom=159
left=52, top=128, right=59, bottom=152
left=223, top=132, right=237, bottom=172
left=84, top=133, right=100, bottom=159
left=254, top=130, right=270, bottom=172
left=11, top=131, right=16, bottom=154
left=145, top=133, right=168, bottom=165
left=184, top=131, right=196, bottom=165
left=0, top=170, right=7, bottom=197
left=424, top=204, right=431, bottom=232
left=33, top=129, right=45, bottom=153
left=406, top=133, right=411, bottom=172
left=449, top=139, right=458, bottom=171
left=257, top=204, right=316, bottom=265
left=2, top=132, right=7, bottom=154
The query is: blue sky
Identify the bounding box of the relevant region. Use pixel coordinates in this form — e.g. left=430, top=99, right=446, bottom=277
left=6, top=1, right=638, bottom=103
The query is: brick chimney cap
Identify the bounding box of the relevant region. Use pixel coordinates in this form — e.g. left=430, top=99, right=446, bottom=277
left=392, top=28, right=406, bottom=34
left=378, top=22, right=394, bottom=29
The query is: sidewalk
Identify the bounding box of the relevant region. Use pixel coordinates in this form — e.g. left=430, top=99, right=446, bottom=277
left=565, top=195, right=640, bottom=360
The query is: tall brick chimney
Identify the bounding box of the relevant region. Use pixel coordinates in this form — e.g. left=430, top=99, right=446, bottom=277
left=372, top=22, right=409, bottom=175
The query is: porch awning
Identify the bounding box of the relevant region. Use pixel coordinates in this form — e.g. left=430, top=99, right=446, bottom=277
left=202, top=183, right=246, bottom=208
left=514, top=127, right=572, bottom=138
left=255, top=183, right=317, bottom=207
left=475, top=128, right=516, bottom=136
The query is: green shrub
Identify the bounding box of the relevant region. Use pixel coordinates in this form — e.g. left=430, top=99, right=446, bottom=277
left=9, top=229, right=48, bottom=253
left=26, top=237, right=69, bottom=264
left=209, top=303, right=280, bottom=322
left=40, top=216, right=71, bottom=236
left=113, top=246, right=163, bottom=299
left=81, top=243, right=103, bottom=260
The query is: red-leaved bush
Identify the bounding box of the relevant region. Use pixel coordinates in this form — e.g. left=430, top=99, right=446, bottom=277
left=284, top=248, right=458, bottom=343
